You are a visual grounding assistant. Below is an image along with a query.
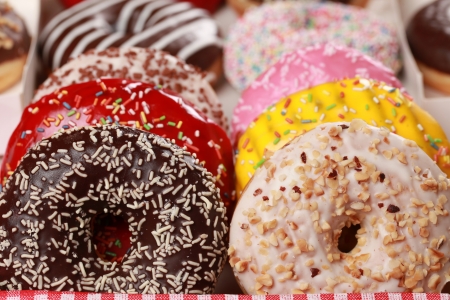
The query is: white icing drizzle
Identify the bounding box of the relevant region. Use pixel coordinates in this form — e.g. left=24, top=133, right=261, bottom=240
left=133, top=0, right=174, bottom=33
left=53, top=18, right=110, bottom=68
left=42, top=0, right=124, bottom=64
left=121, top=9, right=207, bottom=48
left=39, top=0, right=221, bottom=71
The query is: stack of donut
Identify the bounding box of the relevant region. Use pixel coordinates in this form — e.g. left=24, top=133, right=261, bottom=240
left=0, top=46, right=234, bottom=293
left=222, top=1, right=450, bottom=294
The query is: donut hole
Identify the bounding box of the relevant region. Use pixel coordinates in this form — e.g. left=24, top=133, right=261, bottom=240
left=91, top=213, right=131, bottom=263
left=337, top=224, right=361, bottom=253
left=442, top=282, right=450, bottom=293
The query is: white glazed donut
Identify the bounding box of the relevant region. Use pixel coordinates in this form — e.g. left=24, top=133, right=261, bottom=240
left=229, top=119, right=450, bottom=294
left=33, top=47, right=228, bottom=130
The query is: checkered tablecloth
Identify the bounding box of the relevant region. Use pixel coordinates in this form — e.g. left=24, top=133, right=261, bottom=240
left=0, top=293, right=448, bottom=300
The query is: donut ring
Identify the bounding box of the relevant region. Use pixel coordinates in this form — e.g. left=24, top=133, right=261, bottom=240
left=0, top=124, right=228, bottom=293
left=231, top=43, right=404, bottom=143
left=0, top=2, right=31, bottom=93
left=2, top=78, right=235, bottom=217
left=224, top=1, right=401, bottom=91
left=234, top=78, right=450, bottom=196
left=230, top=119, right=450, bottom=294
left=33, top=47, right=227, bottom=131
left=226, top=0, right=369, bottom=17
left=38, top=0, right=222, bottom=78
left=406, top=0, right=450, bottom=95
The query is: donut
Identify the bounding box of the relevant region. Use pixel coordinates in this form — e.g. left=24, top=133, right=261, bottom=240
left=33, top=47, right=228, bottom=130
left=2, top=78, right=235, bottom=217
left=59, top=0, right=223, bottom=14
left=38, top=0, right=223, bottom=82
left=0, top=124, right=228, bottom=293
left=235, top=78, right=450, bottom=196
left=231, top=43, right=404, bottom=143
left=227, top=0, right=369, bottom=17
left=229, top=119, right=450, bottom=294
left=0, top=2, right=31, bottom=93
left=406, top=0, right=450, bottom=95
left=224, top=1, right=401, bottom=91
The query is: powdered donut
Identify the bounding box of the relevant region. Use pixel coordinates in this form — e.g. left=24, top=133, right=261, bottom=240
left=0, top=124, right=228, bottom=293
left=231, top=43, right=403, bottom=143
left=224, top=1, right=401, bottom=91
left=230, top=119, right=450, bottom=294
left=33, top=47, right=227, bottom=130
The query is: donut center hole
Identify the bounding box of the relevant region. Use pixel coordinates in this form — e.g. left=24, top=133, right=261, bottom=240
left=442, top=282, right=450, bottom=293
left=338, top=224, right=361, bottom=253
left=92, top=213, right=131, bottom=263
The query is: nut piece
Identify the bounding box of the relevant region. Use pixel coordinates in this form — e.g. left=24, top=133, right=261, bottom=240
left=256, top=274, right=273, bottom=287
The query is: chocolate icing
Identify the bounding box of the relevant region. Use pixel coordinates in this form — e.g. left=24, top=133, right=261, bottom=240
left=407, top=0, right=450, bottom=73
left=0, top=125, right=228, bottom=293
left=38, top=0, right=222, bottom=72
left=0, top=3, right=31, bottom=64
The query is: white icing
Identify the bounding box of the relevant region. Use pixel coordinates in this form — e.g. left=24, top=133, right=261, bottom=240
left=133, top=0, right=174, bottom=33
left=121, top=9, right=207, bottom=47
left=151, top=19, right=217, bottom=50
left=53, top=18, right=110, bottom=68
left=230, top=120, right=450, bottom=294
left=42, top=0, right=123, bottom=64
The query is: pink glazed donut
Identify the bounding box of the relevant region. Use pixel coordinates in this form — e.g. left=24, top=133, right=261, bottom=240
left=224, top=1, right=401, bottom=91
left=231, top=44, right=403, bottom=143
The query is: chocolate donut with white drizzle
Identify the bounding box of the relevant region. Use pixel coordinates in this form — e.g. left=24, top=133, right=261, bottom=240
left=0, top=124, right=228, bottom=293
left=38, top=0, right=222, bottom=81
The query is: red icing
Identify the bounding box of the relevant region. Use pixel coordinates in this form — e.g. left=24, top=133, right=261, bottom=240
left=1, top=78, right=235, bottom=217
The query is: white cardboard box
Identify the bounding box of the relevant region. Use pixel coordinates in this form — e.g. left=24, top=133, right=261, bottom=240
left=0, top=0, right=40, bottom=155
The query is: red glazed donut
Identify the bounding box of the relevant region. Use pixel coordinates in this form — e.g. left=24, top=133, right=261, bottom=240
left=0, top=124, right=228, bottom=293
left=39, top=0, right=223, bottom=81
left=0, top=2, right=31, bottom=92
left=1, top=79, right=236, bottom=217
left=33, top=47, right=227, bottom=130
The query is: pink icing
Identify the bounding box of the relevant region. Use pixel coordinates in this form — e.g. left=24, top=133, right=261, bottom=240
left=231, top=43, right=404, bottom=143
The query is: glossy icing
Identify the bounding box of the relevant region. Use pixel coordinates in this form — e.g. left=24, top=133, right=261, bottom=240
left=2, top=79, right=236, bottom=216
left=0, top=2, right=31, bottom=64
left=230, top=120, right=450, bottom=294
left=224, top=1, right=401, bottom=91
left=407, top=0, right=450, bottom=74
left=38, top=0, right=222, bottom=72
left=34, top=47, right=228, bottom=131
left=235, top=78, right=450, bottom=196
left=0, top=125, right=228, bottom=293
left=231, top=44, right=404, bottom=143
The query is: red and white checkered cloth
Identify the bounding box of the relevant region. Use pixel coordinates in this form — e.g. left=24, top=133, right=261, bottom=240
left=0, top=293, right=448, bottom=300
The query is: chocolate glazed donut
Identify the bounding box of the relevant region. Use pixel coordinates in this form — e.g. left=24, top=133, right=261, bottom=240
left=0, top=125, right=228, bottom=293
left=406, top=0, right=450, bottom=94
left=407, top=0, right=450, bottom=74
left=0, top=2, right=31, bottom=92
left=38, top=0, right=222, bottom=76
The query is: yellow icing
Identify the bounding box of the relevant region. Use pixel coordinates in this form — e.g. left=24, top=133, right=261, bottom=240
left=235, top=78, right=450, bottom=196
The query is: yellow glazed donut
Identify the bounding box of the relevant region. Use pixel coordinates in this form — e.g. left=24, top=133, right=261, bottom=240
left=235, top=78, right=450, bottom=196
left=229, top=119, right=450, bottom=294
